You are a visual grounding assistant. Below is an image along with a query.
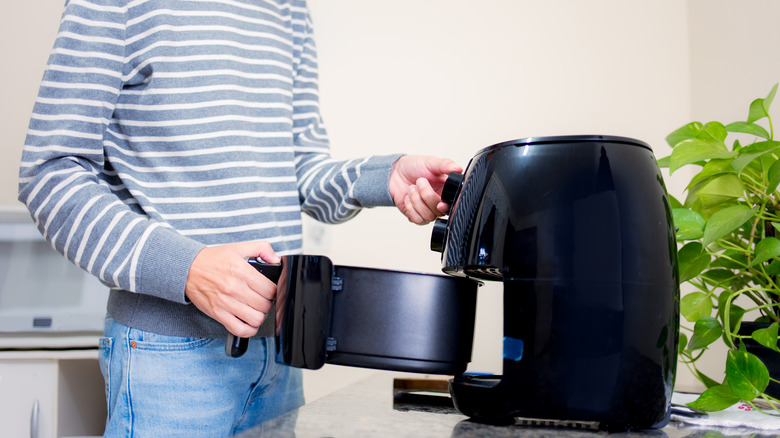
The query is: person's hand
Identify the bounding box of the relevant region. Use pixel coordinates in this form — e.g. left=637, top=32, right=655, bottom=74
left=389, top=155, right=463, bottom=224
left=184, top=241, right=280, bottom=337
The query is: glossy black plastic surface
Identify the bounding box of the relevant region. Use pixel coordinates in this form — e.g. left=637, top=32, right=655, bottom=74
left=275, top=255, right=334, bottom=369
left=273, top=255, right=480, bottom=374
left=326, top=265, right=478, bottom=374
left=436, top=136, right=679, bottom=430
left=225, top=259, right=284, bottom=357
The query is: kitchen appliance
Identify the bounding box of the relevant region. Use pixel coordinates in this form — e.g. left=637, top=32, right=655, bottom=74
left=430, top=135, right=679, bottom=430
left=229, top=134, right=678, bottom=431
left=0, top=207, right=107, bottom=338
left=227, top=256, right=480, bottom=375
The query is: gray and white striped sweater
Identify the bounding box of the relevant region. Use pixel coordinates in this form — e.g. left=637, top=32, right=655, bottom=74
left=18, top=0, right=399, bottom=337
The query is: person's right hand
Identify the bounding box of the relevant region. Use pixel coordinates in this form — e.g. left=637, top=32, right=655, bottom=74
left=184, top=241, right=280, bottom=338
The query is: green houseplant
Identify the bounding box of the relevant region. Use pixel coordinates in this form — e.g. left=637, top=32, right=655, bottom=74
left=659, top=83, right=780, bottom=412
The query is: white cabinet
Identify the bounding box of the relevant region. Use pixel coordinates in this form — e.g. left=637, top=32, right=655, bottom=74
left=0, top=350, right=106, bottom=438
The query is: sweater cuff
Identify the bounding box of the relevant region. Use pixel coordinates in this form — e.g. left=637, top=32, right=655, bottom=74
left=353, top=154, right=403, bottom=207
left=135, top=226, right=205, bottom=304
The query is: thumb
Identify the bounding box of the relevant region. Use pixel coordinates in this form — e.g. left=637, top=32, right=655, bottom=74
left=426, top=157, right=463, bottom=178
left=231, top=241, right=280, bottom=264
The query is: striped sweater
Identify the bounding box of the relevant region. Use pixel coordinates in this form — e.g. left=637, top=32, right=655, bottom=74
left=18, top=0, right=399, bottom=337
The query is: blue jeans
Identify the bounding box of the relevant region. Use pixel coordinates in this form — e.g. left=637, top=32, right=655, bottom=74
left=99, top=317, right=304, bottom=437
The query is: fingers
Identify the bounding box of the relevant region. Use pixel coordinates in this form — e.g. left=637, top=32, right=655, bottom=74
left=389, top=155, right=464, bottom=225
left=427, top=158, right=463, bottom=182
left=184, top=242, right=280, bottom=338
left=403, top=177, right=448, bottom=225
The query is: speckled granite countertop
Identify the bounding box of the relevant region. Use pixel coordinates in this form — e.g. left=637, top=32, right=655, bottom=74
left=238, top=373, right=778, bottom=438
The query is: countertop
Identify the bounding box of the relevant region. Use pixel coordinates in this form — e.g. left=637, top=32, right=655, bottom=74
left=238, top=373, right=780, bottom=438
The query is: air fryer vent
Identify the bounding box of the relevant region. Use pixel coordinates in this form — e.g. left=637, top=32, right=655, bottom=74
left=463, top=267, right=502, bottom=281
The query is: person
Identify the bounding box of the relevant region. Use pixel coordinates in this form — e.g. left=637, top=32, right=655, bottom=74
left=17, top=0, right=461, bottom=436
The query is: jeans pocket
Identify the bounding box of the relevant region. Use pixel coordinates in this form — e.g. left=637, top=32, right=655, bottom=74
left=130, top=330, right=216, bottom=352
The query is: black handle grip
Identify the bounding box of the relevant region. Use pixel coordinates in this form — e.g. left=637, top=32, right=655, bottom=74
left=225, top=259, right=284, bottom=357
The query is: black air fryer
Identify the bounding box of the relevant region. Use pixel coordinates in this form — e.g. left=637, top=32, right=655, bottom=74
left=430, top=135, right=680, bottom=430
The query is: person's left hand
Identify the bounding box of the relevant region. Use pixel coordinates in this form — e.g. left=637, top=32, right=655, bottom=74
left=389, top=155, right=463, bottom=224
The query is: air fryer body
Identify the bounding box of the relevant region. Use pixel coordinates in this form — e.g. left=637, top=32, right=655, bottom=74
left=436, top=136, right=679, bottom=430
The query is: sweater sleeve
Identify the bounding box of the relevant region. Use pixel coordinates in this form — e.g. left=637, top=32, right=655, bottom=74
left=290, top=3, right=402, bottom=224
left=17, top=0, right=202, bottom=304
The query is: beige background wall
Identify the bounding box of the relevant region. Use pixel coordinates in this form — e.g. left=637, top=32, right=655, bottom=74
left=1, top=0, right=779, bottom=402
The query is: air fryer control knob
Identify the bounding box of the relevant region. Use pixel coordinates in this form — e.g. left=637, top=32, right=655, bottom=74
left=441, top=172, right=464, bottom=205
left=430, top=218, right=449, bottom=253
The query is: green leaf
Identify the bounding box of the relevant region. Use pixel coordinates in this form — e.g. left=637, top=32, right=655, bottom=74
left=687, top=384, right=741, bottom=411
left=768, top=160, right=780, bottom=193
left=681, top=292, right=713, bottom=322
left=711, top=250, right=748, bottom=270
left=725, top=350, right=769, bottom=400
left=668, top=194, right=684, bottom=209
left=669, top=138, right=737, bottom=174
left=723, top=304, right=746, bottom=334
left=701, top=268, right=734, bottom=286
left=767, top=260, right=780, bottom=276
left=695, top=174, right=744, bottom=208
left=702, top=205, right=759, bottom=246
left=687, top=159, right=736, bottom=190
left=748, top=83, right=779, bottom=124
left=749, top=237, right=780, bottom=267
left=729, top=141, right=780, bottom=174
left=678, top=332, right=689, bottom=356
left=666, top=121, right=704, bottom=148
left=678, top=242, right=711, bottom=283
left=767, top=83, right=778, bottom=111
left=673, top=208, right=706, bottom=241
left=656, top=155, right=671, bottom=168
left=725, top=121, right=771, bottom=139
left=687, top=316, right=723, bottom=350
left=701, top=121, right=729, bottom=143
left=751, top=322, right=780, bottom=352
left=695, top=370, right=721, bottom=389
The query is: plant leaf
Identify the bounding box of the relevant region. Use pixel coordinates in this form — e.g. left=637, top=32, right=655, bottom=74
left=666, top=121, right=704, bottom=148
left=701, top=121, right=729, bottom=143
left=669, top=138, right=737, bottom=174
left=687, top=316, right=723, bottom=350
left=657, top=155, right=671, bottom=168
left=668, top=194, right=683, bottom=209
left=702, top=205, right=759, bottom=246
left=725, top=121, right=771, bottom=139
left=673, top=208, right=706, bottom=241
left=701, top=268, right=734, bottom=286
left=767, top=83, right=778, bottom=111
left=751, top=322, right=780, bottom=352
left=749, top=237, right=780, bottom=267
left=695, top=370, right=722, bottom=389
left=711, top=250, right=748, bottom=270
left=748, top=83, right=779, bottom=124
left=681, top=292, right=713, bottom=322
left=678, top=332, right=689, bottom=356
left=729, top=141, right=780, bottom=174
left=678, top=242, right=711, bottom=283
left=696, top=174, right=744, bottom=208
left=768, top=160, right=780, bottom=193
left=715, top=288, right=747, bottom=334
left=767, top=260, right=780, bottom=276
left=687, top=384, right=741, bottom=411
left=687, top=159, right=736, bottom=191
left=723, top=304, right=746, bottom=334
left=725, top=350, right=769, bottom=400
